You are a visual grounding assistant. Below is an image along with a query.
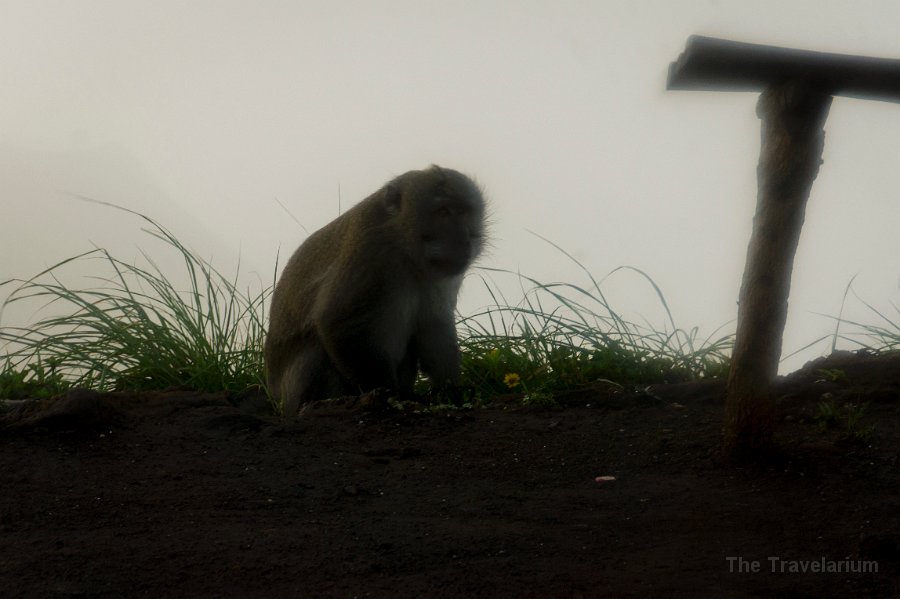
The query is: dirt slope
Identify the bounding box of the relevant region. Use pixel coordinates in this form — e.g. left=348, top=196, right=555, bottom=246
left=2, top=351, right=898, bottom=598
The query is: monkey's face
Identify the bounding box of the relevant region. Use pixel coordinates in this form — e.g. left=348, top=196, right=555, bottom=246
left=420, top=192, right=485, bottom=276
left=384, top=166, right=485, bottom=278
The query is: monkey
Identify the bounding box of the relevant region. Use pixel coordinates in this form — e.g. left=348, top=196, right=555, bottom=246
left=264, top=165, right=486, bottom=416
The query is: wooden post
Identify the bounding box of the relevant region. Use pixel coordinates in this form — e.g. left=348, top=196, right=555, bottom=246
left=667, top=36, right=900, bottom=459
left=723, top=83, right=832, bottom=457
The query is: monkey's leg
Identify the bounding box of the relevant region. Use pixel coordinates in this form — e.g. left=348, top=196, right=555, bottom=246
left=281, top=344, right=352, bottom=416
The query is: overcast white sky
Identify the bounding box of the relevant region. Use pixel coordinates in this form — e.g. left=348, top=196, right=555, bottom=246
left=2, top=1, right=899, bottom=373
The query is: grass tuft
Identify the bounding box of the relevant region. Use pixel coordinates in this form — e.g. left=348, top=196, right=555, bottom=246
left=827, top=275, right=900, bottom=353
left=1, top=204, right=269, bottom=395
left=457, top=238, right=734, bottom=399
left=787, top=275, right=900, bottom=363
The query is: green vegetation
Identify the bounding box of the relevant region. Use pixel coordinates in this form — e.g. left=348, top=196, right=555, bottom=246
left=1, top=210, right=732, bottom=404
left=2, top=210, right=894, bottom=409
left=457, top=236, right=733, bottom=402
left=0, top=357, right=68, bottom=400
left=815, top=396, right=875, bottom=444
left=1, top=206, right=269, bottom=396
left=827, top=275, right=900, bottom=353
left=815, top=396, right=842, bottom=428
left=816, top=368, right=848, bottom=384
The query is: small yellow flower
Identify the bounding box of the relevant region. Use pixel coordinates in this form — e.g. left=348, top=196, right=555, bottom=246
left=503, top=372, right=521, bottom=389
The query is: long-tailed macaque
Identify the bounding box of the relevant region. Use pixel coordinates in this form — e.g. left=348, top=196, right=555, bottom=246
left=265, top=165, right=486, bottom=416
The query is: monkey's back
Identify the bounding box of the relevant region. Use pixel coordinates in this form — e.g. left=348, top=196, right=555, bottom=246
left=267, top=198, right=394, bottom=345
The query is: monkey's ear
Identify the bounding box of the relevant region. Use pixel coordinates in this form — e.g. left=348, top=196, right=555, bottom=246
left=383, top=183, right=402, bottom=215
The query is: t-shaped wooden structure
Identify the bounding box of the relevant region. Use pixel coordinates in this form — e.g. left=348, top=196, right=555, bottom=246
left=667, top=36, right=900, bottom=457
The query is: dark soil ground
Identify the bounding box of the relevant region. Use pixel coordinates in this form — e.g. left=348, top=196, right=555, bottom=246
left=2, top=350, right=899, bottom=598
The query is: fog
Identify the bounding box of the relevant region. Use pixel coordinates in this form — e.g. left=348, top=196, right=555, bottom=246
left=2, top=1, right=899, bottom=373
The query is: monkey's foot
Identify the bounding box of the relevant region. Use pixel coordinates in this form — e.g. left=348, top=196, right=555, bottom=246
left=296, top=388, right=394, bottom=417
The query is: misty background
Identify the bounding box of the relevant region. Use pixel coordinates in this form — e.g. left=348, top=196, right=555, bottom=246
left=2, top=1, right=899, bottom=373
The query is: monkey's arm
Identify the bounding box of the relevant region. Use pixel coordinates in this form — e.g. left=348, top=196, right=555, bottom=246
left=412, top=273, right=465, bottom=386
left=313, top=253, right=411, bottom=392
left=414, top=308, right=461, bottom=386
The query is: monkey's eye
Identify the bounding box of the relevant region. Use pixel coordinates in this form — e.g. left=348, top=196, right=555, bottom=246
left=434, top=206, right=454, bottom=217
